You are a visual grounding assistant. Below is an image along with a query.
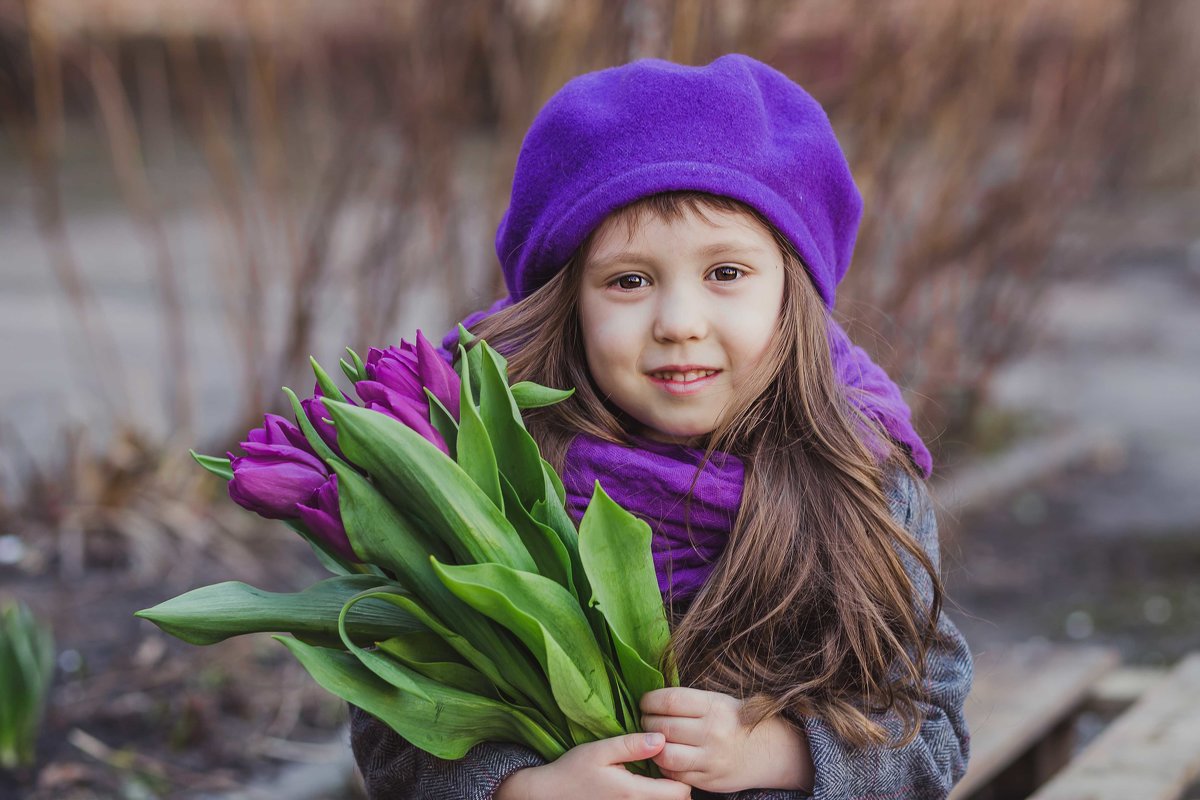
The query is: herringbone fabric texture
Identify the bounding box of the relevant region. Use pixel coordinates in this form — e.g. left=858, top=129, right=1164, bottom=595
left=347, top=470, right=972, bottom=799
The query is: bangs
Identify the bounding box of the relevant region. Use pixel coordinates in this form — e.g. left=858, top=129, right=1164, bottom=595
left=588, top=190, right=802, bottom=273
left=607, top=191, right=765, bottom=240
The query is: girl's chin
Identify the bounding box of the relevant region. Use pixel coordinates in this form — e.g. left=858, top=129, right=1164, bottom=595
left=631, top=422, right=713, bottom=447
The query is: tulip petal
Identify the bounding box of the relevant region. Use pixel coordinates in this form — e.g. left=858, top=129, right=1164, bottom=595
left=373, top=358, right=424, bottom=400
left=228, top=454, right=326, bottom=519
left=301, top=395, right=344, bottom=459
left=238, top=441, right=327, bottom=474
left=415, top=329, right=461, bottom=419
left=248, top=413, right=293, bottom=446
left=355, top=381, right=449, bottom=455
left=297, top=475, right=357, bottom=562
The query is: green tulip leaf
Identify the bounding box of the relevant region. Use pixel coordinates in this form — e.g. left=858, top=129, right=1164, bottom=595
left=500, top=474, right=573, bottom=595
left=282, top=385, right=340, bottom=465
left=330, top=463, right=552, bottom=707
left=332, top=459, right=560, bottom=716
left=608, top=625, right=667, bottom=704
left=424, top=388, right=459, bottom=460
left=346, top=347, right=367, bottom=382
left=458, top=328, right=485, bottom=407
left=337, top=588, right=433, bottom=701
left=478, top=342, right=545, bottom=509
left=331, top=460, right=451, bottom=580
left=533, top=467, right=581, bottom=565
left=578, top=481, right=671, bottom=681
left=455, top=344, right=503, bottom=510
left=455, top=322, right=475, bottom=352
left=510, top=382, right=576, bottom=409
left=340, top=589, right=563, bottom=730
left=133, top=575, right=416, bottom=647
left=541, top=457, right=567, bottom=506
left=276, top=637, right=565, bottom=761
left=432, top=558, right=623, bottom=741
left=376, top=632, right=498, bottom=698
left=310, top=356, right=344, bottom=403
left=530, top=494, right=592, bottom=627
left=375, top=629, right=467, bottom=665
left=322, top=400, right=535, bottom=573
left=190, top=450, right=233, bottom=481
left=599, top=645, right=638, bottom=731
left=531, top=463, right=584, bottom=581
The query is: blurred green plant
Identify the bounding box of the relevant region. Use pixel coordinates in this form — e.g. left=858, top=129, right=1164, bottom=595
left=0, top=600, right=55, bottom=771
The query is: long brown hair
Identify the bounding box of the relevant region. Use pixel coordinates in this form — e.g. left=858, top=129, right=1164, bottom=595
left=463, top=191, right=943, bottom=748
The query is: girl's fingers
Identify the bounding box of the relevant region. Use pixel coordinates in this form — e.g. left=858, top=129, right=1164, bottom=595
left=597, top=731, right=666, bottom=765
left=623, top=773, right=694, bottom=800
left=641, top=713, right=707, bottom=745
left=653, top=742, right=706, bottom=776
left=584, top=734, right=692, bottom=798
left=640, top=686, right=724, bottom=717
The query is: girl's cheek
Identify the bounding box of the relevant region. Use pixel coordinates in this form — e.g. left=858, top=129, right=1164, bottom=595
left=583, top=308, right=641, bottom=348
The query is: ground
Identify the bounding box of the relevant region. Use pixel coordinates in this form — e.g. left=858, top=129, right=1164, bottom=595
left=944, top=191, right=1200, bottom=667
left=0, top=531, right=355, bottom=799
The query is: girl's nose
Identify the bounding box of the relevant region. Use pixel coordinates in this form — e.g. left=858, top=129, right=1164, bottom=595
left=652, top=287, right=708, bottom=343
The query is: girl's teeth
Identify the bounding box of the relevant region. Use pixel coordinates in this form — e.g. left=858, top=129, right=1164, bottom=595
left=655, top=370, right=716, bottom=382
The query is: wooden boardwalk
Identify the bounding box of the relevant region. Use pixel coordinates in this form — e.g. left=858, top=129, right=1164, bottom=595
left=953, top=643, right=1200, bottom=800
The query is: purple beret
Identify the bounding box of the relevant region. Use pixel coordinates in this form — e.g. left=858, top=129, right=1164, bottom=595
left=495, top=53, right=861, bottom=309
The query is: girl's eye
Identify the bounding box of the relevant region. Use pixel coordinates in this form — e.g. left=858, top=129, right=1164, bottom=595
left=609, top=267, right=743, bottom=290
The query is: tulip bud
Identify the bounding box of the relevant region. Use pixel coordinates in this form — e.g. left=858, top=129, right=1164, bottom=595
left=227, top=414, right=330, bottom=520
left=363, top=330, right=461, bottom=423
left=296, top=474, right=356, bottom=562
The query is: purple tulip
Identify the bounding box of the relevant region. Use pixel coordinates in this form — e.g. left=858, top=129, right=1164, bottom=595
left=363, top=329, right=460, bottom=421
left=301, top=388, right=349, bottom=459
left=296, top=474, right=356, bottom=562
left=227, top=413, right=358, bottom=562
left=355, top=380, right=450, bottom=455
left=227, top=414, right=328, bottom=519
left=357, top=329, right=461, bottom=455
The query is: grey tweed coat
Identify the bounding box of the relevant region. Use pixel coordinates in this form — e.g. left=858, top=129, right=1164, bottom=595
left=348, top=471, right=973, bottom=799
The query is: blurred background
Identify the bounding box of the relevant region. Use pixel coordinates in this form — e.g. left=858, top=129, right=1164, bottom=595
left=0, top=0, right=1197, bottom=797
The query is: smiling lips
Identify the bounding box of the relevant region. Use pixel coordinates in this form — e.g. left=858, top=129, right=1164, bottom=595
left=646, top=366, right=722, bottom=394
left=646, top=364, right=721, bottom=380
left=649, top=369, right=718, bottom=382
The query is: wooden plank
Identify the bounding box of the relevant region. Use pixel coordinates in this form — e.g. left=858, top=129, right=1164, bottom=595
left=1028, top=653, right=1200, bottom=800
left=951, top=642, right=1119, bottom=799
left=1086, top=666, right=1168, bottom=714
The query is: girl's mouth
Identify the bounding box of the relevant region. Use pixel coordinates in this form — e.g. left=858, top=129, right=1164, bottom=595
left=647, top=369, right=721, bottom=395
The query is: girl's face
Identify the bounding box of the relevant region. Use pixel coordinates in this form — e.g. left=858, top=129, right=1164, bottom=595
left=578, top=205, right=786, bottom=446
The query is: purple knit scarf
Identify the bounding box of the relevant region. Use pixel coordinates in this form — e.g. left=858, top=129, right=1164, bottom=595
left=562, top=432, right=744, bottom=605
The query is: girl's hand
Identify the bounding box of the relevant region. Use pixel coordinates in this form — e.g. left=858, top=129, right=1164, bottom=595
left=640, top=687, right=814, bottom=794
left=494, top=732, right=692, bottom=800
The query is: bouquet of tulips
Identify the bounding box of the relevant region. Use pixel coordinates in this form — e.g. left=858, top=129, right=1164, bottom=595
left=136, top=327, right=675, bottom=769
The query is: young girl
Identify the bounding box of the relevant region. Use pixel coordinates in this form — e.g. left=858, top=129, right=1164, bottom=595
left=349, top=54, right=972, bottom=800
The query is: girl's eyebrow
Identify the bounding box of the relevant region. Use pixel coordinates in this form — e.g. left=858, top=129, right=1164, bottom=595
left=587, top=241, right=770, bottom=271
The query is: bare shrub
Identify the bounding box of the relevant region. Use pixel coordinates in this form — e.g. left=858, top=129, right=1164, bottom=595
left=0, top=0, right=1164, bottom=570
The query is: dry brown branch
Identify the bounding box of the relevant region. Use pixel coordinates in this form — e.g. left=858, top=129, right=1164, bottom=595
left=22, top=0, right=129, bottom=415
left=167, top=33, right=270, bottom=423
left=0, top=0, right=1158, bottom=573
left=87, top=42, right=194, bottom=437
